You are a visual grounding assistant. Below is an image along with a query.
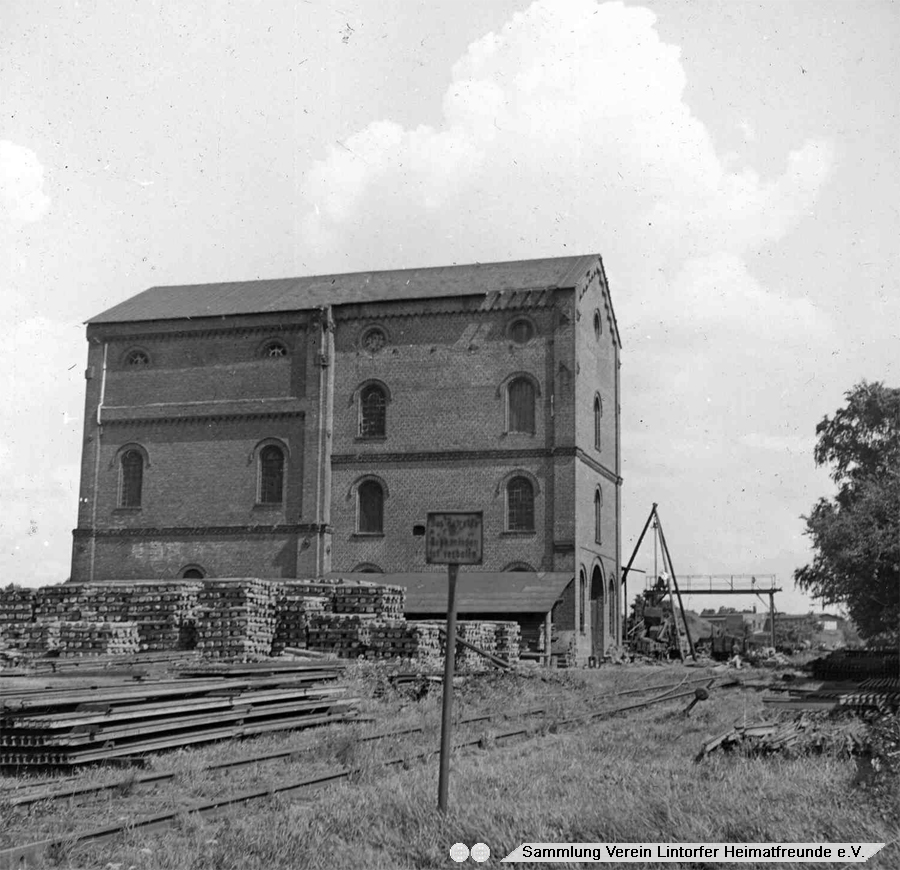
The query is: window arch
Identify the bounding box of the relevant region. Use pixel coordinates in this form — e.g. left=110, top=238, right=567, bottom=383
left=358, top=480, right=384, bottom=534
left=352, top=562, right=384, bottom=574
left=180, top=565, right=206, bottom=579
left=502, top=561, right=536, bottom=572
left=119, top=449, right=144, bottom=507
left=506, top=476, right=535, bottom=532
left=258, top=445, right=285, bottom=504
left=594, top=487, right=603, bottom=544
left=594, top=394, right=602, bottom=451
left=359, top=383, right=387, bottom=438
left=261, top=339, right=288, bottom=358
left=507, top=377, right=536, bottom=434
left=124, top=348, right=150, bottom=367
left=579, top=568, right=587, bottom=634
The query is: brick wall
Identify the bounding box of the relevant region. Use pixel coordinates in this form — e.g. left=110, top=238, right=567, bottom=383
left=73, top=313, right=326, bottom=582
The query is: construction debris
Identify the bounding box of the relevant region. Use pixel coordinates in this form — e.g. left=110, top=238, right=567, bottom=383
left=695, top=714, right=869, bottom=762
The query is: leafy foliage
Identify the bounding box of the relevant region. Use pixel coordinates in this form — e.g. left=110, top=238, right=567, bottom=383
left=795, top=382, right=900, bottom=641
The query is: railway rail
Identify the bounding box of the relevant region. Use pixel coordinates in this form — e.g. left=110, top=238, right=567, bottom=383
left=0, top=675, right=725, bottom=868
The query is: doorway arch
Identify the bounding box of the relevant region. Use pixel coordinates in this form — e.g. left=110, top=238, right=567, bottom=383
left=590, top=563, right=606, bottom=658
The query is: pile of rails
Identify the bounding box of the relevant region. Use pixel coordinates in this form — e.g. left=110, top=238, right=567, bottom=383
left=0, top=579, right=522, bottom=668
left=57, top=621, right=140, bottom=657
left=194, top=579, right=280, bottom=659
left=809, top=648, right=899, bottom=681
left=763, top=677, right=900, bottom=713
left=0, top=660, right=355, bottom=767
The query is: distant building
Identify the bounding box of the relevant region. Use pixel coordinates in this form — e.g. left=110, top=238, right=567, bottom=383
left=71, top=256, right=623, bottom=660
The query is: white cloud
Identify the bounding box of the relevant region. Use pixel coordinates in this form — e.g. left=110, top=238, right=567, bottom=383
left=298, top=0, right=833, bottom=278
left=0, top=317, right=83, bottom=585
left=0, top=140, right=51, bottom=223
left=293, top=0, right=838, bottom=598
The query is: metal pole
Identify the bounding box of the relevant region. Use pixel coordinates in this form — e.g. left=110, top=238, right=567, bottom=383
left=769, top=591, right=776, bottom=649
left=622, top=503, right=657, bottom=628
left=438, top=563, right=459, bottom=812
left=653, top=510, right=696, bottom=660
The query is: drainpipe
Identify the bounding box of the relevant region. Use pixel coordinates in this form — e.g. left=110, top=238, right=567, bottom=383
left=314, top=307, right=334, bottom=575
left=89, top=341, right=109, bottom=583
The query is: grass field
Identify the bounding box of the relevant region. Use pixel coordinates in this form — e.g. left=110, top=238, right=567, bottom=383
left=2, top=663, right=898, bottom=869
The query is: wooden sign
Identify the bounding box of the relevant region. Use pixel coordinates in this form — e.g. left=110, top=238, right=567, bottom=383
left=425, top=512, right=483, bottom=565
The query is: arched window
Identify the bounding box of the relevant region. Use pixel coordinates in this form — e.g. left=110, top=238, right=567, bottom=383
left=125, top=349, right=150, bottom=367
left=579, top=568, right=587, bottom=634
left=507, top=476, right=535, bottom=532
left=258, top=445, right=285, bottom=504
left=181, top=565, right=205, bottom=579
left=120, top=449, right=143, bottom=507
left=507, top=377, right=535, bottom=434
left=262, top=339, right=288, bottom=358
left=359, top=384, right=387, bottom=438
left=594, top=488, right=603, bottom=544
left=352, top=562, right=384, bottom=574
left=594, top=395, right=602, bottom=451
left=608, top=576, right=617, bottom=645
left=358, top=480, right=384, bottom=534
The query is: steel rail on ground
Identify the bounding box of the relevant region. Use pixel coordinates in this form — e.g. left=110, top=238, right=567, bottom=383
left=0, top=677, right=727, bottom=869
left=1, top=673, right=718, bottom=808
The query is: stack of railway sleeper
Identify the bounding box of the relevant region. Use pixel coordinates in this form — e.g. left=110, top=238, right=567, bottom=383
left=0, top=662, right=356, bottom=767
left=56, top=621, right=140, bottom=657
left=194, top=578, right=282, bottom=659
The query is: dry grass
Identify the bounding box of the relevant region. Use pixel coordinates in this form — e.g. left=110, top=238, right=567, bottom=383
left=3, top=663, right=898, bottom=869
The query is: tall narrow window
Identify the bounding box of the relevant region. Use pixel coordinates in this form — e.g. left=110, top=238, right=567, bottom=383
left=594, top=395, right=602, bottom=451
left=507, top=377, right=535, bottom=433
left=359, top=385, right=387, bottom=438
left=120, top=449, right=143, bottom=507
left=259, top=445, right=285, bottom=504
left=358, top=481, right=384, bottom=533
left=507, top=476, right=535, bottom=532
left=579, top=568, right=587, bottom=633
left=594, top=488, right=603, bottom=544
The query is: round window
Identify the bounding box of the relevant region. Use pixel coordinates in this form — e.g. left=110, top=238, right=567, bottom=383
left=362, top=327, right=387, bottom=353
left=509, top=319, right=534, bottom=344
left=263, top=340, right=288, bottom=358
left=126, top=349, right=150, bottom=367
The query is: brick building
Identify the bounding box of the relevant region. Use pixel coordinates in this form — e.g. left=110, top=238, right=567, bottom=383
left=72, top=255, right=623, bottom=657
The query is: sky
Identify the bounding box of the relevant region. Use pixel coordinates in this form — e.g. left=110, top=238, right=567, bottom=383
left=1, top=0, right=898, bottom=616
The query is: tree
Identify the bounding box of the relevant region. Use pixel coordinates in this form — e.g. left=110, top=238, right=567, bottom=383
left=795, top=381, right=900, bottom=642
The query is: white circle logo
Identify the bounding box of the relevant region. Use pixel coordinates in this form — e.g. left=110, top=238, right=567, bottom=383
left=471, top=842, right=491, bottom=862
left=449, top=843, right=470, bottom=863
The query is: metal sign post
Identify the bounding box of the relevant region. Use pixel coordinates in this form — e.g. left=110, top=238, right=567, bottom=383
left=425, top=511, right=483, bottom=813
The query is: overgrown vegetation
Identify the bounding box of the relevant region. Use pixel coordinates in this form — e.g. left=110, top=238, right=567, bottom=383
left=2, top=664, right=898, bottom=869
left=795, top=380, right=900, bottom=642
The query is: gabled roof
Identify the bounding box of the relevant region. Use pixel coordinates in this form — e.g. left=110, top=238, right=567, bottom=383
left=88, top=255, right=600, bottom=324
left=326, top=571, right=573, bottom=615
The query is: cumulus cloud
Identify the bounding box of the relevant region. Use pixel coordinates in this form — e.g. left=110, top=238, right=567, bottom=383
left=299, top=0, right=832, bottom=278
left=296, top=0, right=835, bottom=587
left=0, top=140, right=51, bottom=223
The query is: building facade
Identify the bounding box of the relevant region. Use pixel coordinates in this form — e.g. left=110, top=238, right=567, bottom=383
left=71, top=256, right=623, bottom=655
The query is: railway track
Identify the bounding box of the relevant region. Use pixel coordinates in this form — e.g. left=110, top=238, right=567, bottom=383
left=1, top=672, right=716, bottom=808
left=0, top=674, right=724, bottom=868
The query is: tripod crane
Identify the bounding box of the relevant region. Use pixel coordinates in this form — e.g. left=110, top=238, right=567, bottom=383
left=622, top=503, right=696, bottom=661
